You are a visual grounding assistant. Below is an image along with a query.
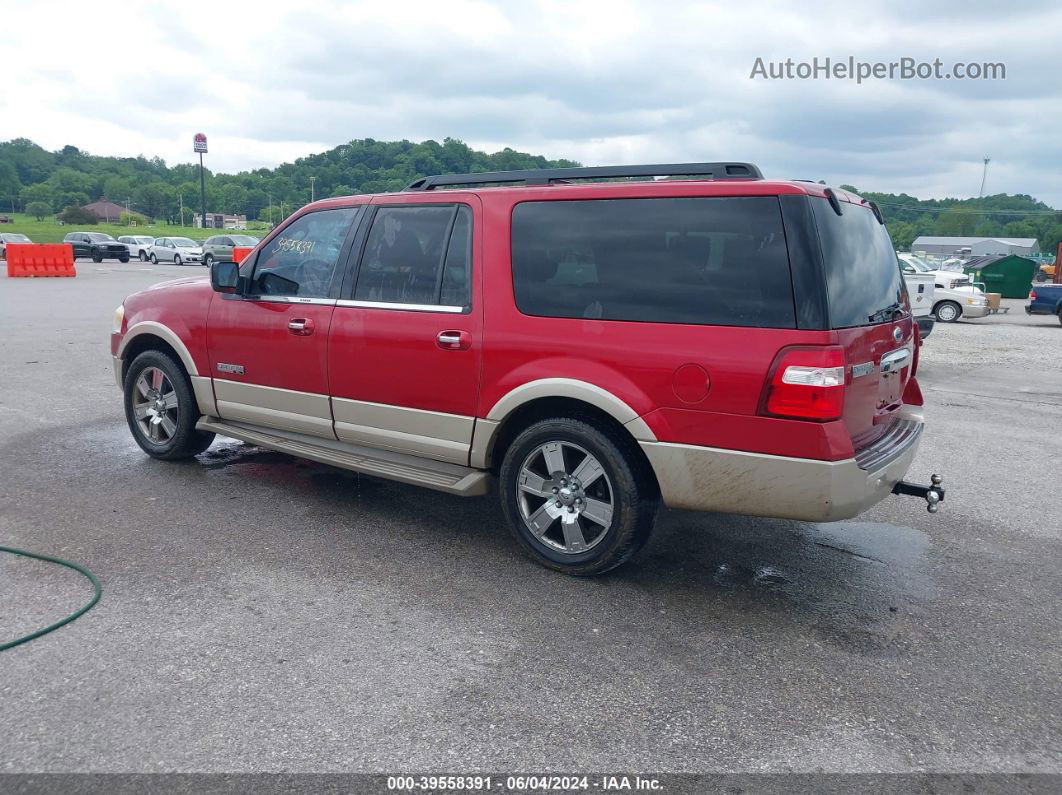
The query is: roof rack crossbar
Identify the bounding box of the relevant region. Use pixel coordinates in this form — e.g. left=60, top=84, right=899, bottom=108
left=405, top=162, right=763, bottom=191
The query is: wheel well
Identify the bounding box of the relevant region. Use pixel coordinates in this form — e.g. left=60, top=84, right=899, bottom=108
left=486, top=396, right=658, bottom=489
left=120, top=334, right=187, bottom=385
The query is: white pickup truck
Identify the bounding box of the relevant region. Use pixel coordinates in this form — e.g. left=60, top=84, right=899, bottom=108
left=899, top=253, right=990, bottom=324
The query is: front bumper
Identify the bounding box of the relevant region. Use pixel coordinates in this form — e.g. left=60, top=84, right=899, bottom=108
left=962, top=304, right=991, bottom=318
left=639, top=409, right=924, bottom=522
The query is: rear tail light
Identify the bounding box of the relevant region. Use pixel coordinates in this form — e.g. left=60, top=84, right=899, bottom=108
left=760, top=346, right=847, bottom=421
left=1029, top=289, right=1037, bottom=300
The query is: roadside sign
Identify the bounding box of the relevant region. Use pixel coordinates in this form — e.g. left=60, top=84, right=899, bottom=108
left=193, top=133, right=208, bottom=154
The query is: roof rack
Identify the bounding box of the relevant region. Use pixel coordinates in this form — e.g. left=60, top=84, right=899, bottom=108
left=404, top=162, right=763, bottom=191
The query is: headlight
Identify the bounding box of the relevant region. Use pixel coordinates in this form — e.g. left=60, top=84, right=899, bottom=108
left=113, top=304, right=125, bottom=333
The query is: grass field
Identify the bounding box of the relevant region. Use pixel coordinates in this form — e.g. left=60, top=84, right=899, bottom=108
left=0, top=213, right=273, bottom=244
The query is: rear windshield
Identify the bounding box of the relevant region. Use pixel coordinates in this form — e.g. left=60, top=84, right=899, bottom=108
left=812, top=198, right=905, bottom=328
left=511, top=197, right=796, bottom=328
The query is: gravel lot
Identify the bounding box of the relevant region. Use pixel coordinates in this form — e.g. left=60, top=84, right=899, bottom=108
left=0, top=265, right=1060, bottom=774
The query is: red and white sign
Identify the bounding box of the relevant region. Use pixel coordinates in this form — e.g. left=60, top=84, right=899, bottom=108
left=193, top=133, right=208, bottom=154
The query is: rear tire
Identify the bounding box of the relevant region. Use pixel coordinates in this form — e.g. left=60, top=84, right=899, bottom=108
left=123, top=350, right=215, bottom=460
left=204, top=254, right=214, bottom=268
left=1057, top=309, right=1062, bottom=326
left=934, top=300, right=962, bottom=322
left=499, top=416, right=658, bottom=576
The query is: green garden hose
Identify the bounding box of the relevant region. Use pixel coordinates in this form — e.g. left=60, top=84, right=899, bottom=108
left=0, top=545, right=102, bottom=652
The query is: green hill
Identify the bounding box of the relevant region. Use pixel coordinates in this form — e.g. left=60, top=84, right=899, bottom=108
left=1, top=137, right=1059, bottom=253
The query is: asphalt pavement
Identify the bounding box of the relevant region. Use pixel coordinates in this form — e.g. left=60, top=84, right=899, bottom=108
left=0, top=262, right=1059, bottom=773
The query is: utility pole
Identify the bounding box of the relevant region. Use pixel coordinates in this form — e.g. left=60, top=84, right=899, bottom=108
left=179, top=194, right=184, bottom=227
left=978, top=156, right=990, bottom=198
left=267, top=193, right=272, bottom=226
left=309, top=176, right=316, bottom=203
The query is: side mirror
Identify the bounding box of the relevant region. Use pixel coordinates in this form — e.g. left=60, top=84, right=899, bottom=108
left=211, top=260, right=241, bottom=293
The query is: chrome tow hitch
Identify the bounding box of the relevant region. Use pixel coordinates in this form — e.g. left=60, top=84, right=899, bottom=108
left=892, top=474, right=945, bottom=513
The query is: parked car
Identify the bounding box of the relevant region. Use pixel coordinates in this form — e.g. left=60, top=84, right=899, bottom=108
left=110, top=163, right=943, bottom=576
left=148, top=237, right=204, bottom=266
left=64, top=232, right=130, bottom=262
left=0, top=232, right=32, bottom=259
left=118, top=235, right=155, bottom=262
left=899, top=253, right=989, bottom=322
left=1026, top=285, right=1062, bottom=324
left=899, top=260, right=936, bottom=340
left=201, top=234, right=260, bottom=267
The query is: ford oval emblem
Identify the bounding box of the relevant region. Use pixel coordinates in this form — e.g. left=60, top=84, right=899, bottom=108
left=893, top=327, right=903, bottom=343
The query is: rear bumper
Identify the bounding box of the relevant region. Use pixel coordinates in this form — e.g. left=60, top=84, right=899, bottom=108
left=640, top=409, right=924, bottom=522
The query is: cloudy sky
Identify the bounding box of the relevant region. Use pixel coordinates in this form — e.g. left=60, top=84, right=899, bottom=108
left=3, top=0, right=1060, bottom=203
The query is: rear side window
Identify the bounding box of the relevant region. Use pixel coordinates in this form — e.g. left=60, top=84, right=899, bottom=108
left=812, top=198, right=905, bottom=328
left=511, top=197, right=795, bottom=327
left=355, top=205, right=472, bottom=308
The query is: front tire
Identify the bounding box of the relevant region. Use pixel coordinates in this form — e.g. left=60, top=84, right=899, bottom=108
left=934, top=300, right=962, bottom=322
left=124, top=350, right=215, bottom=460
left=174, top=254, right=183, bottom=266
left=119, top=255, right=129, bottom=263
left=139, top=250, right=148, bottom=262
left=91, top=251, right=102, bottom=263
left=149, top=253, right=158, bottom=264
left=499, top=416, right=658, bottom=576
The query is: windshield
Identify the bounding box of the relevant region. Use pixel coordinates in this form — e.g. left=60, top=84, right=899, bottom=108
left=87, top=233, right=116, bottom=242
left=231, top=235, right=259, bottom=245
left=171, top=238, right=197, bottom=247
left=812, top=198, right=906, bottom=328
left=900, top=255, right=933, bottom=272
left=136, top=237, right=154, bottom=244
left=6, top=234, right=31, bottom=242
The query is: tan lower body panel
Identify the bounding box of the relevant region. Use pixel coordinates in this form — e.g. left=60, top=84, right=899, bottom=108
left=640, top=429, right=922, bottom=522
left=190, top=376, right=216, bottom=416
left=213, top=379, right=334, bottom=439
left=197, top=417, right=491, bottom=496
left=331, top=398, right=474, bottom=465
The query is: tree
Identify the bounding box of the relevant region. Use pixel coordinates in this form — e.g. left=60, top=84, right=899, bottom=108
left=26, top=201, right=51, bottom=220
left=0, top=159, right=20, bottom=208
left=58, top=205, right=98, bottom=224
left=19, top=182, right=54, bottom=208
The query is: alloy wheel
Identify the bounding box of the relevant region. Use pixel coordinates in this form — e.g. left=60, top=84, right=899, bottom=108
left=516, top=440, right=614, bottom=554
left=131, top=366, right=179, bottom=444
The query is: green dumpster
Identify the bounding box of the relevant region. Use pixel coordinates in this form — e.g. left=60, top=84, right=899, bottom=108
left=963, top=254, right=1038, bottom=298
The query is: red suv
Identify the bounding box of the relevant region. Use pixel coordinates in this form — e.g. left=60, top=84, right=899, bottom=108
left=111, top=163, right=943, bottom=575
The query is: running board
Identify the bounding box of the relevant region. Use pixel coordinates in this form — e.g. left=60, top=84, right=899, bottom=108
left=196, top=416, right=492, bottom=496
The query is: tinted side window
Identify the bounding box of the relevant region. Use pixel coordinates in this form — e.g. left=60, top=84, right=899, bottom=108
left=355, top=205, right=472, bottom=308
left=511, top=197, right=795, bottom=327
left=251, top=207, right=360, bottom=298
left=812, top=199, right=904, bottom=328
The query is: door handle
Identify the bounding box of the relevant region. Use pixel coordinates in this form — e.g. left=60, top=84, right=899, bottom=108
left=288, top=317, right=315, bottom=336
left=437, top=330, right=471, bottom=350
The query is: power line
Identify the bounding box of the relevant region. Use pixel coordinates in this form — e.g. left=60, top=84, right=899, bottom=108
left=874, top=201, right=1060, bottom=216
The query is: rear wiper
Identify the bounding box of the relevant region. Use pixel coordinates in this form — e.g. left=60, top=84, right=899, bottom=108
left=868, top=302, right=905, bottom=324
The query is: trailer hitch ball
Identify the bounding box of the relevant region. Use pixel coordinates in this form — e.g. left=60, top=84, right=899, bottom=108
left=892, top=474, right=945, bottom=513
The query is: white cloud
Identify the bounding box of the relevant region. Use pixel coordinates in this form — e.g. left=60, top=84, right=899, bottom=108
left=1, top=0, right=1059, bottom=203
